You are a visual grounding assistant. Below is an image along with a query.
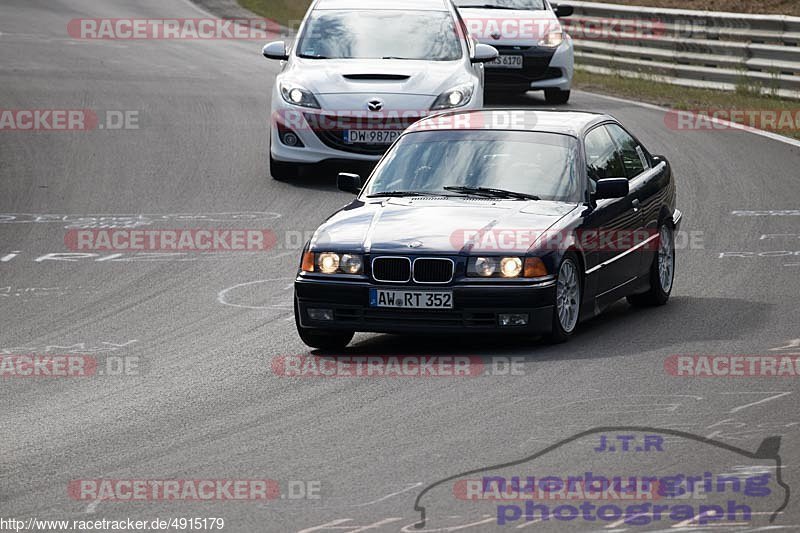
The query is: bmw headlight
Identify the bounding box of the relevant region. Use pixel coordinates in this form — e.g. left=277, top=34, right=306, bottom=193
left=500, top=257, right=523, bottom=278
left=301, top=251, right=364, bottom=275
left=279, top=81, right=321, bottom=109
left=468, top=257, right=548, bottom=278
left=339, top=254, right=364, bottom=274
left=431, top=83, right=474, bottom=110
left=539, top=30, right=565, bottom=48
left=318, top=252, right=340, bottom=274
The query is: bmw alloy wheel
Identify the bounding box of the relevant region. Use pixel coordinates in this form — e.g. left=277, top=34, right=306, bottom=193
left=658, top=225, right=675, bottom=293
left=557, top=259, right=580, bottom=333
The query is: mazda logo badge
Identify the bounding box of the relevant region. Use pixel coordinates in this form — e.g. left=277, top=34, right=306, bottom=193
left=368, top=99, right=384, bottom=111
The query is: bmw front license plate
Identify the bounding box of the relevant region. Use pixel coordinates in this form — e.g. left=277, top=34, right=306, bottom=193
left=370, top=289, right=453, bottom=309
left=344, top=130, right=402, bottom=145
left=488, top=55, right=523, bottom=69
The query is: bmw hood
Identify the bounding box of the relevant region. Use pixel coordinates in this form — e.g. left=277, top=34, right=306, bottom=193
left=459, top=8, right=561, bottom=46
left=310, top=198, right=577, bottom=255
left=284, top=59, right=471, bottom=98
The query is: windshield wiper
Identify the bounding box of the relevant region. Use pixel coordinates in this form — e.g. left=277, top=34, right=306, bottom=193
left=367, top=190, right=468, bottom=198
left=444, top=186, right=541, bottom=201
left=382, top=56, right=415, bottom=60
left=298, top=53, right=329, bottom=59
left=367, top=191, right=434, bottom=198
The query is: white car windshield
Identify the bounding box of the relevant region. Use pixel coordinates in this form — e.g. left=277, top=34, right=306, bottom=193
left=364, top=130, right=581, bottom=203
left=297, top=10, right=463, bottom=61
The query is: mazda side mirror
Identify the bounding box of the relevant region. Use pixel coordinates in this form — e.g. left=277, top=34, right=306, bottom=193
left=594, top=178, right=629, bottom=199
left=337, top=173, right=362, bottom=194
left=262, top=41, right=288, bottom=60
left=472, top=44, right=499, bottom=63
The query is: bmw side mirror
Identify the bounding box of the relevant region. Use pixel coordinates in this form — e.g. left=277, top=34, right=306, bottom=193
left=554, top=4, right=574, bottom=17
left=472, top=44, right=499, bottom=63
left=594, top=178, right=629, bottom=200
left=262, top=41, right=288, bottom=60
left=337, top=173, right=362, bottom=194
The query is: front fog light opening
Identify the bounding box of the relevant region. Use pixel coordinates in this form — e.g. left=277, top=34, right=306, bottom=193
left=277, top=123, right=305, bottom=147
left=282, top=132, right=300, bottom=147
left=308, top=308, right=334, bottom=321
left=499, top=313, right=529, bottom=327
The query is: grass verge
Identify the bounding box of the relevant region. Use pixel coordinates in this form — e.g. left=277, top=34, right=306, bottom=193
left=237, top=0, right=310, bottom=27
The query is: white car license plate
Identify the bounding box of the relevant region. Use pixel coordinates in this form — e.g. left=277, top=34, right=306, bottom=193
left=487, top=55, right=523, bottom=69
left=369, top=289, right=453, bottom=309
left=344, top=130, right=402, bottom=145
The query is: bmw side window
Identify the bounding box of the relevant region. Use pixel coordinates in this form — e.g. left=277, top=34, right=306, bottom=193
left=584, top=126, right=626, bottom=183
left=605, top=124, right=648, bottom=179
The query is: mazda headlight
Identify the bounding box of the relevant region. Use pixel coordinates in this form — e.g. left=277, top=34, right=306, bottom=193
left=539, top=30, right=565, bottom=48
left=431, top=83, right=474, bottom=110
left=279, top=81, right=321, bottom=109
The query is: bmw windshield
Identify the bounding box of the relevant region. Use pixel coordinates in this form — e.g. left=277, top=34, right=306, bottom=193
left=363, top=130, right=581, bottom=203
left=296, top=10, right=463, bottom=61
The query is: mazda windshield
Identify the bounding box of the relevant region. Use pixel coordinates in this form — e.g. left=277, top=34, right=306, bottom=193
left=296, top=10, right=463, bottom=61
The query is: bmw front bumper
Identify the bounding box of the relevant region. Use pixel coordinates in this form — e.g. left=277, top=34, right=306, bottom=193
left=295, top=277, right=556, bottom=335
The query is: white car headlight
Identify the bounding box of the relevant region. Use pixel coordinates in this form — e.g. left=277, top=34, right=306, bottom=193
left=431, top=83, right=474, bottom=110
left=279, top=81, right=321, bottom=109
left=539, top=30, right=565, bottom=48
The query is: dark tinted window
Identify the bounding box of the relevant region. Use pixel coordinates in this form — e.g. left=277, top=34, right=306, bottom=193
left=584, top=126, right=625, bottom=181
left=606, top=124, right=648, bottom=179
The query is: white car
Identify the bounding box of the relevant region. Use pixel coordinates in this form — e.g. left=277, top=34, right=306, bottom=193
left=262, top=0, right=498, bottom=180
left=454, top=0, right=574, bottom=104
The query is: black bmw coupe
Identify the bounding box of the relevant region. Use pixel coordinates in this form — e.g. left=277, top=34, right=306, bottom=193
left=294, top=109, right=682, bottom=349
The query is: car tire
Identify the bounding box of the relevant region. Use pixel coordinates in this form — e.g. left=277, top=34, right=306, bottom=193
left=270, top=153, right=298, bottom=181
left=545, top=252, right=582, bottom=343
left=294, top=301, right=354, bottom=350
left=627, top=224, right=675, bottom=307
left=544, top=88, right=570, bottom=105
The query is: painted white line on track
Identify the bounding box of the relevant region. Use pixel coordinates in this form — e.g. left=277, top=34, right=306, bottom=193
left=217, top=278, right=293, bottom=309
left=576, top=91, right=800, bottom=150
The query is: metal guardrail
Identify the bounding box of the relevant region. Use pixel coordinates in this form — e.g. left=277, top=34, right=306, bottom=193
left=567, top=1, right=800, bottom=98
